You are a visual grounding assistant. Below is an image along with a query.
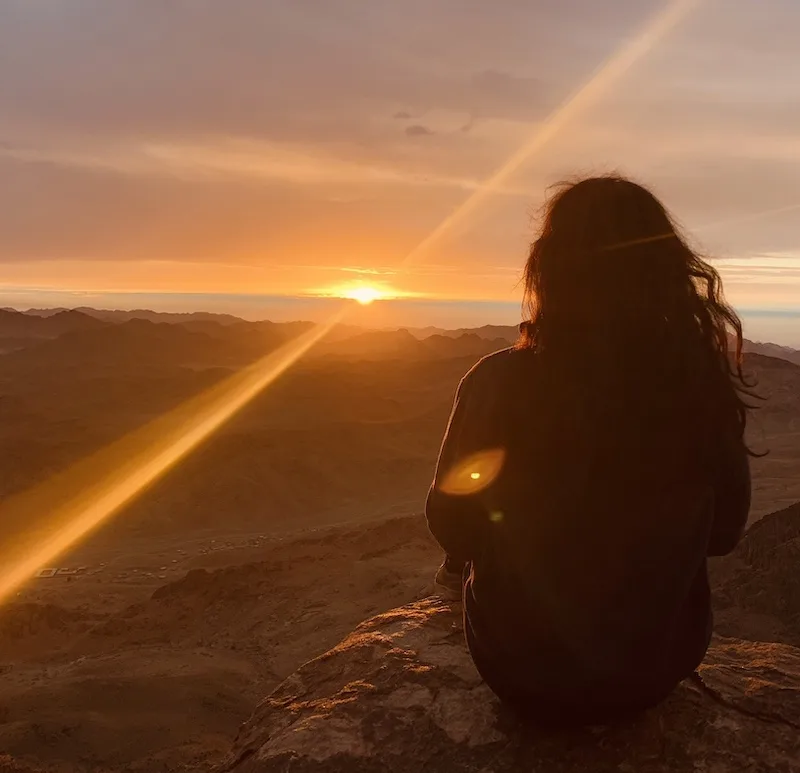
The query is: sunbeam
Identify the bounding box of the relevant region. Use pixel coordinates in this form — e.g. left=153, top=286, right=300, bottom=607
left=400, top=0, right=701, bottom=269
left=601, top=201, right=800, bottom=254
left=0, top=310, right=344, bottom=604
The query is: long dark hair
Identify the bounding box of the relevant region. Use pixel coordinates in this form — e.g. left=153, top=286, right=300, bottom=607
left=518, top=174, right=754, bottom=445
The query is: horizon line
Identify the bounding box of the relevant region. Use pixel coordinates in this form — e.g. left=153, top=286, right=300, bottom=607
left=3, top=295, right=800, bottom=320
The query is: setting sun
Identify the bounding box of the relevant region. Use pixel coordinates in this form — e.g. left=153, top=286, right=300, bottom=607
left=313, top=282, right=411, bottom=305
left=344, top=286, right=383, bottom=305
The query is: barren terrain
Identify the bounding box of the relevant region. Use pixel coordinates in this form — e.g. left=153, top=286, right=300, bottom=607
left=0, top=310, right=798, bottom=771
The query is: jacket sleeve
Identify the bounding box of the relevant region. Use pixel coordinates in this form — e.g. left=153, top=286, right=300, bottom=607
left=425, top=367, right=502, bottom=563
left=706, top=429, right=751, bottom=557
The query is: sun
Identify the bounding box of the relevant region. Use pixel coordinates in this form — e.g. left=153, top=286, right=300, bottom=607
left=313, top=281, right=410, bottom=305
left=340, top=286, right=385, bottom=305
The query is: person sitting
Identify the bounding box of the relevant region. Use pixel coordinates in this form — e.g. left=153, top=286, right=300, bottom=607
left=426, top=175, right=754, bottom=726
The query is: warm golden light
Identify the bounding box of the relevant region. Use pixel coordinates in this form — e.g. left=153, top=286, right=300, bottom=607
left=344, top=286, right=383, bottom=305
left=439, top=449, right=506, bottom=496
left=0, top=310, right=344, bottom=605
left=315, top=282, right=405, bottom=304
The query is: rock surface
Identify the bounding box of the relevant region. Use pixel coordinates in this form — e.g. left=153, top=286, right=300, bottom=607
left=220, top=598, right=800, bottom=773
left=712, top=501, right=800, bottom=646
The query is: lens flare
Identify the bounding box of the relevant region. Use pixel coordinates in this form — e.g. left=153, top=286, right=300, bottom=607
left=439, top=449, right=506, bottom=496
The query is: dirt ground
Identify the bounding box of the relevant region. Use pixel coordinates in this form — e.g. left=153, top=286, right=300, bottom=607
left=0, top=513, right=442, bottom=772
left=1, top=331, right=798, bottom=772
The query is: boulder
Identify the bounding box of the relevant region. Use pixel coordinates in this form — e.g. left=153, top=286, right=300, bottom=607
left=220, top=598, right=800, bottom=773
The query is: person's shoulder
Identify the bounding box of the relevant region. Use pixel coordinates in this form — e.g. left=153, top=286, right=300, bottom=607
left=462, top=346, right=537, bottom=390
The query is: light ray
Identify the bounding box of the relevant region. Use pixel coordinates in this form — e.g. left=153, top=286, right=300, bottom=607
left=400, top=0, right=701, bottom=269
left=0, top=0, right=700, bottom=603
left=697, top=202, right=800, bottom=233
left=601, top=201, right=800, bottom=254
left=0, top=310, right=343, bottom=604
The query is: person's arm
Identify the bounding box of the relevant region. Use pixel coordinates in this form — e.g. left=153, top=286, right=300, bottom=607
left=425, top=366, right=501, bottom=563
left=706, top=430, right=751, bottom=557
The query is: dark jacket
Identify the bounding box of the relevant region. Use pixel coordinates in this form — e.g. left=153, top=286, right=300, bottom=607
left=426, top=347, right=750, bottom=723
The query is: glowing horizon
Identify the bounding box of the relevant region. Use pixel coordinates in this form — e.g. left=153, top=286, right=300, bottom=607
left=310, top=281, right=418, bottom=305
left=3, top=2, right=800, bottom=307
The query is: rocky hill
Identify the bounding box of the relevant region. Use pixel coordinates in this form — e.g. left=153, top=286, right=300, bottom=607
left=217, top=501, right=800, bottom=772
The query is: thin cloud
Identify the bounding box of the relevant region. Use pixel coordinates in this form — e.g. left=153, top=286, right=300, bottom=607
left=0, top=139, right=474, bottom=191
left=338, top=266, right=398, bottom=276
left=0, top=138, right=537, bottom=199
left=405, top=125, right=435, bottom=137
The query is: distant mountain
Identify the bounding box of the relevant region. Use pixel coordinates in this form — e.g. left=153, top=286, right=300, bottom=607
left=411, top=324, right=519, bottom=343
left=743, top=340, right=800, bottom=366
left=16, top=307, right=69, bottom=318
left=231, top=319, right=316, bottom=340
left=18, top=306, right=246, bottom=326
left=317, top=328, right=428, bottom=360
left=313, top=329, right=512, bottom=361
left=0, top=318, right=284, bottom=372
left=422, top=333, right=510, bottom=359
left=11, top=308, right=799, bottom=365
left=0, top=309, right=105, bottom=350
left=415, top=324, right=800, bottom=366
left=74, top=307, right=246, bottom=326
left=0, top=312, right=321, bottom=365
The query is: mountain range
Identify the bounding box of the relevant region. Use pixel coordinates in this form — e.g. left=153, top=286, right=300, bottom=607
left=3, top=306, right=798, bottom=366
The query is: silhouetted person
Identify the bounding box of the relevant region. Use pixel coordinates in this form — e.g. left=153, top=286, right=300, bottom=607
left=426, top=175, right=753, bottom=726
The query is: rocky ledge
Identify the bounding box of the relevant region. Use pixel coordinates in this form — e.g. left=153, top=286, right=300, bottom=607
left=219, top=598, right=800, bottom=773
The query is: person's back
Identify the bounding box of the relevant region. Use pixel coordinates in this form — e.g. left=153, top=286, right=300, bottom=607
left=425, top=175, right=753, bottom=725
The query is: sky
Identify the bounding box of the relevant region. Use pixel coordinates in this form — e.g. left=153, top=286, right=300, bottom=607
left=1, top=1, right=799, bottom=342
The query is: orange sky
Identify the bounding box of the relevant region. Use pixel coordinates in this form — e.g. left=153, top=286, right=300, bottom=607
left=1, top=1, right=799, bottom=317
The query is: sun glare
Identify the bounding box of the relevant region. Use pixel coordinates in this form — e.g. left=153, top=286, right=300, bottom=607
left=317, top=283, right=400, bottom=305
left=344, top=286, right=383, bottom=305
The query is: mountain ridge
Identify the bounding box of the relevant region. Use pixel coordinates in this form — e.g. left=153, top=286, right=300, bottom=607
left=3, top=309, right=798, bottom=369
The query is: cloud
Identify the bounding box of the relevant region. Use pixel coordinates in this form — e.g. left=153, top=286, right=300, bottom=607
left=0, top=138, right=479, bottom=189
left=338, top=266, right=398, bottom=276
left=393, top=111, right=413, bottom=120
left=405, top=125, right=435, bottom=137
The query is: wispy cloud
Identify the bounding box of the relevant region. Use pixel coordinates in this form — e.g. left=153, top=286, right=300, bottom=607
left=716, top=253, right=800, bottom=280
left=0, top=138, right=535, bottom=198
left=405, top=125, right=436, bottom=137
left=338, top=266, right=398, bottom=276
